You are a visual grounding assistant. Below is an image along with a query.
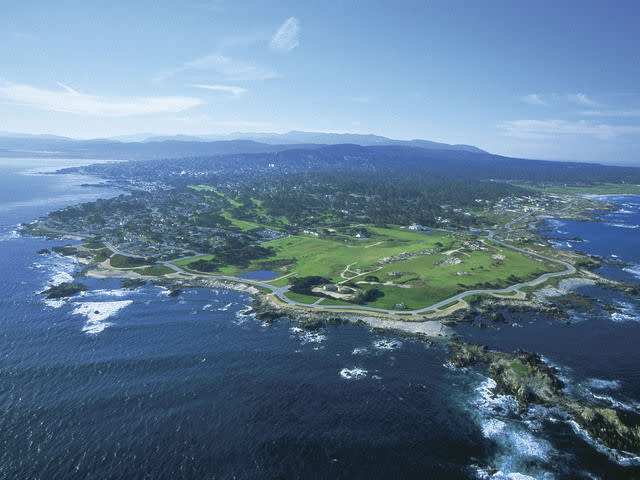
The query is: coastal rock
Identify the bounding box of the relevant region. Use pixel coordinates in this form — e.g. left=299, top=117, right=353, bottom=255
left=448, top=342, right=640, bottom=454
left=41, top=281, right=87, bottom=299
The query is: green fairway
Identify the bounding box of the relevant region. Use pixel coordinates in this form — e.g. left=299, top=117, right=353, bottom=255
left=171, top=224, right=567, bottom=311
left=134, top=265, right=175, bottom=276
left=518, top=182, right=640, bottom=195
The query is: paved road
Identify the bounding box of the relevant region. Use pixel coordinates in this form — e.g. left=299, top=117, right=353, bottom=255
left=39, top=213, right=577, bottom=316
left=159, top=213, right=575, bottom=316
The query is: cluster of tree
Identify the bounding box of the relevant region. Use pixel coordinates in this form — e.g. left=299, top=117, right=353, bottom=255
left=238, top=171, right=520, bottom=229
left=289, top=276, right=330, bottom=295
left=66, top=144, right=640, bottom=188
left=188, top=240, right=275, bottom=271
left=192, top=212, right=231, bottom=228
left=352, top=288, right=384, bottom=305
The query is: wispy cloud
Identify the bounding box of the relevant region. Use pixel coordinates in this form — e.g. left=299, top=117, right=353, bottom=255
left=567, top=93, right=600, bottom=107
left=499, top=119, right=640, bottom=141
left=345, top=95, right=374, bottom=104
left=522, top=94, right=546, bottom=105
left=581, top=109, right=640, bottom=118
left=0, top=81, right=204, bottom=116
left=270, top=17, right=300, bottom=52
left=158, top=53, right=276, bottom=82
left=190, top=84, right=247, bottom=96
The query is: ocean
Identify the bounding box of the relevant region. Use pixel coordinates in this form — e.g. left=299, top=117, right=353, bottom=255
left=1, top=158, right=639, bottom=479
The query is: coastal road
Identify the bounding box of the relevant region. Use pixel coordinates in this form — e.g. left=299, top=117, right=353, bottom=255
left=38, top=214, right=577, bottom=317
left=159, top=214, right=576, bottom=316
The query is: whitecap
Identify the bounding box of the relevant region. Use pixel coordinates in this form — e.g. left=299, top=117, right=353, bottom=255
left=352, top=347, right=369, bottom=355
left=605, top=222, right=640, bottom=229
left=587, top=378, right=621, bottom=390
left=611, top=311, right=639, bottom=323
left=219, top=302, right=233, bottom=311
left=71, top=300, right=133, bottom=335
left=43, top=298, right=66, bottom=309
left=623, top=265, right=640, bottom=279
left=442, top=361, right=468, bottom=372
left=567, top=420, right=640, bottom=466
left=234, top=307, right=255, bottom=324
left=339, top=367, right=368, bottom=380
left=290, top=326, right=326, bottom=344
left=0, top=229, right=20, bottom=242
left=88, top=288, right=130, bottom=297
left=470, top=378, right=555, bottom=477
left=373, top=338, right=402, bottom=351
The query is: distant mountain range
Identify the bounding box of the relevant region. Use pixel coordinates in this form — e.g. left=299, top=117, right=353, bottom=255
left=0, top=130, right=485, bottom=160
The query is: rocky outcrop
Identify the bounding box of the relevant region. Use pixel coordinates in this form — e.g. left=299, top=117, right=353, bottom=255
left=41, top=281, right=87, bottom=299
left=448, top=342, right=640, bottom=454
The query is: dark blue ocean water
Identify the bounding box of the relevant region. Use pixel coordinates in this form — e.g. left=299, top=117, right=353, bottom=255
left=1, top=160, right=639, bottom=479
left=539, top=195, right=640, bottom=285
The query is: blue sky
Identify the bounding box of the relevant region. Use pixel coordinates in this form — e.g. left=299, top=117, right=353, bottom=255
left=1, top=0, right=639, bottom=164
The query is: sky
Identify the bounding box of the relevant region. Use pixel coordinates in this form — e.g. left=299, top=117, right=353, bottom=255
left=1, top=0, right=640, bottom=164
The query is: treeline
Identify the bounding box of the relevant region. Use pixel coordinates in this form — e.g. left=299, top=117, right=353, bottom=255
left=241, top=171, right=521, bottom=228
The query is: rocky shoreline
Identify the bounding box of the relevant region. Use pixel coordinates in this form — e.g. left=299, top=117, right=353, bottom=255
left=448, top=342, right=640, bottom=458
left=32, top=237, right=640, bottom=462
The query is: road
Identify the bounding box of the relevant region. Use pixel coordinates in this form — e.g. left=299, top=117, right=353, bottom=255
left=159, top=212, right=575, bottom=316
left=39, top=213, right=577, bottom=317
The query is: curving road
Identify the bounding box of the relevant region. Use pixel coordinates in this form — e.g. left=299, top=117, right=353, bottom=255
left=159, top=212, right=576, bottom=316
left=38, top=213, right=577, bottom=317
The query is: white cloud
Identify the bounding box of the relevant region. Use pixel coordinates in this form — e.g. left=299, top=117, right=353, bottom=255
left=0, top=81, right=204, bottom=116
left=522, top=94, right=546, bottom=105
left=567, top=93, right=600, bottom=107
left=190, top=84, right=247, bottom=96
left=159, top=53, right=276, bottom=82
left=270, top=17, right=300, bottom=52
left=581, top=109, right=640, bottom=118
left=498, top=119, right=640, bottom=141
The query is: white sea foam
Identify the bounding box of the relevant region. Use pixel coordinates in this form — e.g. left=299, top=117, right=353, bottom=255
left=234, top=307, right=255, bottom=324
left=623, top=265, right=640, bottom=279
left=88, top=288, right=130, bottom=297
left=591, top=393, right=640, bottom=413
left=568, top=420, right=640, bottom=466
left=610, top=301, right=639, bottom=322
left=352, top=347, right=369, bottom=355
left=43, top=298, right=66, bottom=309
left=474, top=468, right=540, bottom=480
left=442, top=361, right=468, bottom=372
left=605, top=222, right=640, bottom=229
left=617, top=208, right=634, bottom=214
left=373, top=338, right=402, bottom=351
left=0, top=229, right=20, bottom=242
left=339, top=367, right=368, bottom=380
left=71, top=300, right=133, bottom=335
left=471, top=378, right=555, bottom=478
left=219, top=302, right=233, bottom=311
left=587, top=378, right=621, bottom=390
left=290, top=326, right=326, bottom=344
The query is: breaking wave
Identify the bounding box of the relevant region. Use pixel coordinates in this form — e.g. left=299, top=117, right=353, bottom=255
left=71, top=300, right=133, bottom=335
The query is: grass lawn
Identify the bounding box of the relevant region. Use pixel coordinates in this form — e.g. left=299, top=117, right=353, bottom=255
left=172, top=224, right=567, bottom=311
left=134, top=265, right=174, bottom=276
left=284, top=292, right=319, bottom=304
left=518, top=182, right=640, bottom=195
left=110, top=254, right=151, bottom=268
